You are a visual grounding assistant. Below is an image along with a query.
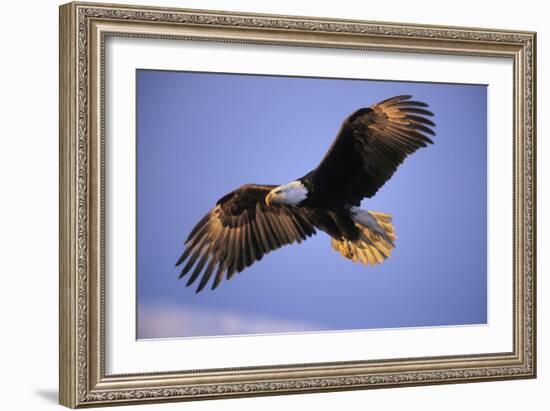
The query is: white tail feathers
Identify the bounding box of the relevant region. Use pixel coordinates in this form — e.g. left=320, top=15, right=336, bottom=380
left=331, top=211, right=396, bottom=265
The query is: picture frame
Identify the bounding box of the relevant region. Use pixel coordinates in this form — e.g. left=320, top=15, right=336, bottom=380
left=59, top=1, right=536, bottom=408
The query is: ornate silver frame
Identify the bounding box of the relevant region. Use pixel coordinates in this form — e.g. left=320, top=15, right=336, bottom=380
left=59, top=1, right=536, bottom=408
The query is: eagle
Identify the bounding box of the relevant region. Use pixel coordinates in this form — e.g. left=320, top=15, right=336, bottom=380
left=176, top=95, right=435, bottom=292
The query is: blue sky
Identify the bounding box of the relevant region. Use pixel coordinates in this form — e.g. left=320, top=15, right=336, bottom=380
left=136, top=69, right=487, bottom=339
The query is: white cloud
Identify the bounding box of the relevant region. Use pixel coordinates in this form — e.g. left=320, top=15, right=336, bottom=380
left=137, top=303, right=325, bottom=339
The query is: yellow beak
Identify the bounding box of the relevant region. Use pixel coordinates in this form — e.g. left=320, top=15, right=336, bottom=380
left=265, top=191, right=275, bottom=206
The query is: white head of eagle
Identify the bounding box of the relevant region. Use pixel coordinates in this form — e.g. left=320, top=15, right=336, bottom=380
left=265, top=181, right=308, bottom=206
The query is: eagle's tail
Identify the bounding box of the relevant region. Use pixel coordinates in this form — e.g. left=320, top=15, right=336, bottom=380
left=331, top=210, right=396, bottom=265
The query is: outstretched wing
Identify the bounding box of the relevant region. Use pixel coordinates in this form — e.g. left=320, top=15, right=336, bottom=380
left=307, top=95, right=436, bottom=207
left=176, top=184, right=317, bottom=292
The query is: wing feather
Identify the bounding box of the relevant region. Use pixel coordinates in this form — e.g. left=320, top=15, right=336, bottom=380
left=176, top=184, right=316, bottom=292
left=178, top=234, right=208, bottom=278
left=233, top=218, right=245, bottom=275
left=187, top=251, right=210, bottom=287
left=263, top=212, right=284, bottom=247
left=196, top=256, right=217, bottom=293
left=254, top=205, right=271, bottom=252
left=212, top=264, right=226, bottom=290
left=273, top=213, right=290, bottom=245
left=307, top=95, right=436, bottom=205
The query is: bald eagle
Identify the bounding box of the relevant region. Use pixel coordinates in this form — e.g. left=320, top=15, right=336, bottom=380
left=176, top=95, right=435, bottom=292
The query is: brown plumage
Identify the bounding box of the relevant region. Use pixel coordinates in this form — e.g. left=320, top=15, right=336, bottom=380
left=305, top=95, right=435, bottom=207
left=177, top=184, right=317, bottom=292
left=177, top=95, right=435, bottom=292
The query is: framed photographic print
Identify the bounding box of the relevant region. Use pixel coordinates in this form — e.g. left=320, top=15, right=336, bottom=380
left=59, top=1, right=537, bottom=408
